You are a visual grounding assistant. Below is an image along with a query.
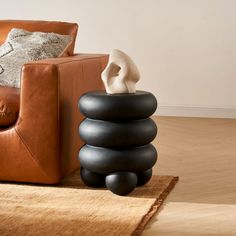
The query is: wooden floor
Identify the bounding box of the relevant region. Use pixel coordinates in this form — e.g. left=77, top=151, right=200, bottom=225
left=143, top=116, right=236, bottom=236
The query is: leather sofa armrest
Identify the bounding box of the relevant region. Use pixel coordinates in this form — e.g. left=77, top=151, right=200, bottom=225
left=15, top=54, right=108, bottom=183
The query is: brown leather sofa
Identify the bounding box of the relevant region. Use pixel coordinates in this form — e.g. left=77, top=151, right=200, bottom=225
left=0, top=20, right=108, bottom=184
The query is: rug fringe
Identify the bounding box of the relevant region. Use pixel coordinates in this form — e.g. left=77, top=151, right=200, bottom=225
left=132, top=176, right=179, bottom=236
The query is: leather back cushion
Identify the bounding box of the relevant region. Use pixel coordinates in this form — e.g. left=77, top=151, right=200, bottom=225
left=0, top=20, right=78, bottom=56
left=0, top=86, right=20, bottom=127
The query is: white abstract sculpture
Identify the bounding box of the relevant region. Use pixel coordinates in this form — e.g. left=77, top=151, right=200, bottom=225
left=101, top=49, right=140, bottom=94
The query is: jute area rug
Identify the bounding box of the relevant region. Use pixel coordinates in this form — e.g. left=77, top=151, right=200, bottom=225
left=0, top=171, right=178, bottom=236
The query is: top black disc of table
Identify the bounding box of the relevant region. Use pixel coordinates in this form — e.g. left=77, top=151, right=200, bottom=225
left=79, top=91, right=157, bottom=120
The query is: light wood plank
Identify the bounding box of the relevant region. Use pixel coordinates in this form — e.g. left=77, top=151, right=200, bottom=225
left=144, top=116, right=236, bottom=236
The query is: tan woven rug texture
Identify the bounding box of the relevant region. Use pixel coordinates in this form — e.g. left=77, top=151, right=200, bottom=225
left=0, top=171, right=178, bottom=236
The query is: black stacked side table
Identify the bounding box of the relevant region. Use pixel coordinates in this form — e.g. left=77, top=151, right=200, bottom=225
left=78, top=91, right=158, bottom=195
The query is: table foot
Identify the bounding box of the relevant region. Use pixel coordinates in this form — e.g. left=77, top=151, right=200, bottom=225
left=105, top=171, right=137, bottom=196
left=80, top=167, right=105, bottom=187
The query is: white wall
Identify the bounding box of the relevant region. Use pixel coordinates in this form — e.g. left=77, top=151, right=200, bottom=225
left=2, top=0, right=236, bottom=117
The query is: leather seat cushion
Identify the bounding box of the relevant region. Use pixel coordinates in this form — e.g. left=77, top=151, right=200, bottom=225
left=0, top=86, right=20, bottom=127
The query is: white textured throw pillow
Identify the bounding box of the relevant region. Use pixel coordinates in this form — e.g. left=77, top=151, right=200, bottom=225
left=0, top=28, right=72, bottom=88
